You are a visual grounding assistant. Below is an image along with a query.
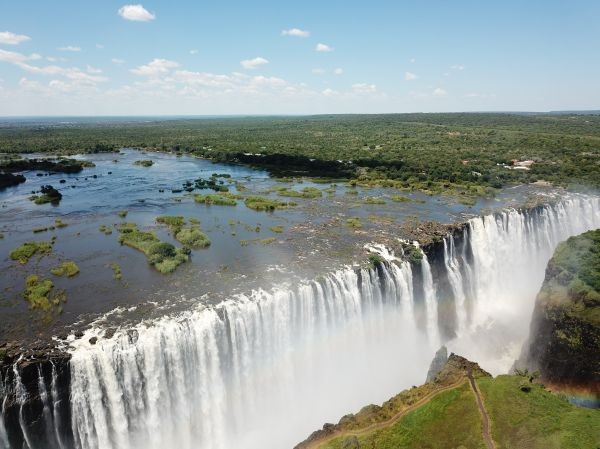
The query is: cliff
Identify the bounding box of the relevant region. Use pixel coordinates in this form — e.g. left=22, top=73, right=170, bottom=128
left=523, top=228, right=600, bottom=400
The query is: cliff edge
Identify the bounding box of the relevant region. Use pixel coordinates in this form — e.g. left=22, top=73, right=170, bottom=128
left=522, top=228, right=600, bottom=401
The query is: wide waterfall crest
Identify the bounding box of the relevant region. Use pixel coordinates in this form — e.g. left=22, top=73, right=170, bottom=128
left=2, top=194, right=599, bottom=449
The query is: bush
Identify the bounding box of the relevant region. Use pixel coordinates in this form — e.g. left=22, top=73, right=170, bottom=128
left=51, top=261, right=80, bottom=277
left=10, top=241, right=52, bottom=264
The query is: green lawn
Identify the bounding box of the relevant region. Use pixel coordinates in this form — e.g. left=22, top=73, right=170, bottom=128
left=322, top=383, right=485, bottom=449
left=478, top=375, right=600, bottom=449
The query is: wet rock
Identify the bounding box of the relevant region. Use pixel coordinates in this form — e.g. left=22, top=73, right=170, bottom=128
left=426, top=346, right=448, bottom=382
left=89, top=337, right=98, bottom=345
left=74, top=330, right=84, bottom=339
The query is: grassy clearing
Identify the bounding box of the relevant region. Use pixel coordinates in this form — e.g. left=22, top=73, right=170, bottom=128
left=51, top=261, right=80, bottom=277
left=244, top=196, right=297, bottom=211
left=479, top=375, right=600, bottom=449
left=321, top=383, right=485, bottom=449
left=10, top=241, right=52, bottom=264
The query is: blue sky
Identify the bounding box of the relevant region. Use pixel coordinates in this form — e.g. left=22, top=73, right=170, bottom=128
left=0, top=0, right=599, bottom=115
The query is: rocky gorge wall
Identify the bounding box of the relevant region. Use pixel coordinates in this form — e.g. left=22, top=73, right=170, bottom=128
left=1, top=194, right=599, bottom=449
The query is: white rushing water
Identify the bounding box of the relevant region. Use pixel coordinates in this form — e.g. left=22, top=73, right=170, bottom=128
left=2, top=194, right=600, bottom=449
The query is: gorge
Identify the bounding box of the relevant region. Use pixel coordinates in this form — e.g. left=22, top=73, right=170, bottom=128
left=2, top=194, right=599, bottom=449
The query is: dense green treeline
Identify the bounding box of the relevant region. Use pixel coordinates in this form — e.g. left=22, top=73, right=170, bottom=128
left=1, top=113, right=599, bottom=190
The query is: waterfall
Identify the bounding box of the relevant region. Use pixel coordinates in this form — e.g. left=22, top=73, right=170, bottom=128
left=69, top=262, right=427, bottom=449
left=0, top=378, right=9, bottom=449
left=1, top=194, right=600, bottom=449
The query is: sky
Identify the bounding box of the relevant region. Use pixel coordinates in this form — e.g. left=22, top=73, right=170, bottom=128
left=0, top=0, right=599, bottom=116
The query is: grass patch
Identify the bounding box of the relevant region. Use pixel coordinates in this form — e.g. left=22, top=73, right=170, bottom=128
left=322, top=383, right=484, bottom=449
left=111, top=263, right=122, bottom=280
left=54, top=219, right=68, bottom=228
left=269, top=225, right=284, bottom=233
left=117, top=210, right=128, bottom=218
left=346, top=217, right=362, bottom=228
left=117, top=223, right=189, bottom=273
left=156, top=215, right=186, bottom=232
left=389, top=195, right=411, bottom=203
left=194, top=193, right=238, bottom=206
left=479, top=375, right=600, bottom=449
left=175, top=226, right=211, bottom=248
left=10, top=241, right=52, bottom=264
left=99, top=224, right=113, bottom=235
left=133, top=159, right=153, bottom=167
left=51, top=261, right=80, bottom=277
left=362, top=196, right=387, bottom=205
left=244, top=196, right=297, bottom=211
left=277, top=186, right=322, bottom=199
left=23, top=275, right=64, bottom=312
left=30, top=185, right=62, bottom=205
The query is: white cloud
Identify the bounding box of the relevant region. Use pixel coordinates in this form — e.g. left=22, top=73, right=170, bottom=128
left=352, top=83, right=376, bottom=93
left=58, top=46, right=81, bottom=52
left=0, top=49, right=42, bottom=66
left=112, top=58, right=126, bottom=64
left=96, top=44, right=104, bottom=49
left=322, top=88, right=338, bottom=97
left=334, top=68, right=343, bottom=75
left=451, top=64, right=465, bottom=70
left=131, top=58, right=179, bottom=76
left=87, top=65, right=103, bottom=74
left=118, top=4, right=156, bottom=22
left=189, top=49, right=199, bottom=55
left=315, top=43, right=333, bottom=52
left=0, top=31, right=31, bottom=45
left=312, top=68, right=325, bottom=75
left=433, top=87, right=447, bottom=97
left=404, top=71, right=418, bottom=81
left=240, top=56, right=268, bottom=70
left=174, top=70, right=236, bottom=88
left=281, top=28, right=310, bottom=38
left=0, top=51, right=108, bottom=86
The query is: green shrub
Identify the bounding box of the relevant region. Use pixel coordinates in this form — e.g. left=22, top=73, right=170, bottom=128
left=51, top=261, right=80, bottom=277
left=244, top=196, right=296, bottom=211
left=175, top=227, right=211, bottom=248
left=133, top=159, right=154, bottom=167
left=10, top=241, right=52, bottom=264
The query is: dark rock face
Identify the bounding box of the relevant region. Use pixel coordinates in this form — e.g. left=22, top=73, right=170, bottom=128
left=523, top=229, right=600, bottom=401
left=426, top=346, right=448, bottom=382
left=0, top=351, right=73, bottom=449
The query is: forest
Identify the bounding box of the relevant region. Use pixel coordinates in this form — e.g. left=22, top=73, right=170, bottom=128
left=1, top=113, right=599, bottom=193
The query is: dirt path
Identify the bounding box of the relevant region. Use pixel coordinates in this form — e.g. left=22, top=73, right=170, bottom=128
left=304, top=379, right=466, bottom=449
left=467, top=369, right=496, bottom=449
